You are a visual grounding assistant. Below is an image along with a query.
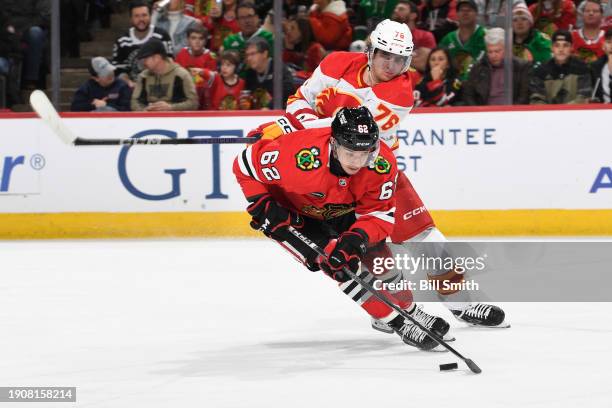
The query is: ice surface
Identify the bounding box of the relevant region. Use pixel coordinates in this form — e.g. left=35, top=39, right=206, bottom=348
left=0, top=239, right=611, bottom=407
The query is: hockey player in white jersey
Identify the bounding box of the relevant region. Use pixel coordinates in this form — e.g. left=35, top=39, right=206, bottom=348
left=250, top=19, right=508, bottom=350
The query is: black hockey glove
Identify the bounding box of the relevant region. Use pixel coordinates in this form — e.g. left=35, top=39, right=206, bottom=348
left=320, top=229, right=369, bottom=282
left=247, top=194, right=303, bottom=240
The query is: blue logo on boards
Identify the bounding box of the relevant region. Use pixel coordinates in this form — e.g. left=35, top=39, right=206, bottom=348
left=117, top=129, right=243, bottom=201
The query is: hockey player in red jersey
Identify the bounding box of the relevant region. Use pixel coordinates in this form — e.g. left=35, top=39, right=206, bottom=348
left=250, top=19, right=508, bottom=334
left=234, top=107, right=445, bottom=351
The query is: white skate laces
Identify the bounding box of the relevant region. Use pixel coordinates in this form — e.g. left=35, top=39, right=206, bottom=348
left=410, top=305, right=439, bottom=330
left=399, top=322, right=427, bottom=344
left=461, top=303, right=492, bottom=320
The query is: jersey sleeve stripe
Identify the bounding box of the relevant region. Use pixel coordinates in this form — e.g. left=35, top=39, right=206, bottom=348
left=355, top=208, right=396, bottom=224
left=239, top=146, right=260, bottom=182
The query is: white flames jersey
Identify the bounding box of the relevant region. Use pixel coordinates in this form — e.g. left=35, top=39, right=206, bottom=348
left=286, top=51, right=414, bottom=150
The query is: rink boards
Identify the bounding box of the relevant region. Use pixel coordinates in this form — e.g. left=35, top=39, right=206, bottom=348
left=0, top=105, right=611, bottom=238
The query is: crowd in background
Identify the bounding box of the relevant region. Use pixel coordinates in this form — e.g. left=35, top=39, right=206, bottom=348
left=1, top=0, right=612, bottom=111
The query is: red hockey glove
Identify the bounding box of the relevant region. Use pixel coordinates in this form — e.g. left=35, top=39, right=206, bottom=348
left=320, top=229, right=369, bottom=282
left=247, top=194, right=303, bottom=240
left=246, top=112, right=305, bottom=140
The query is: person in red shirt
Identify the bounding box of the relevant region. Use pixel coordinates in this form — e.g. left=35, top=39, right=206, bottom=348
left=183, top=0, right=240, bottom=51
left=572, top=0, right=606, bottom=63
left=198, top=50, right=245, bottom=110
left=175, top=25, right=218, bottom=72
left=175, top=25, right=218, bottom=109
left=234, top=107, right=443, bottom=351
left=530, top=0, right=577, bottom=36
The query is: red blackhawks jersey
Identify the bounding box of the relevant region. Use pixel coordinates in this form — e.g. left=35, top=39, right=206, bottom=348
left=571, top=29, right=606, bottom=63
left=286, top=52, right=414, bottom=150
left=233, top=128, right=398, bottom=243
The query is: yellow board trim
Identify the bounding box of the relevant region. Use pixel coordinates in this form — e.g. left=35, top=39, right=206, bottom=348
left=0, top=210, right=611, bottom=239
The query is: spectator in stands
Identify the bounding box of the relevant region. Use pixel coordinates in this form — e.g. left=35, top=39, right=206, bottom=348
left=185, top=0, right=240, bottom=52
left=201, top=50, right=246, bottom=109
left=284, top=1, right=310, bottom=19
left=529, top=0, right=577, bottom=37
left=572, top=0, right=606, bottom=63
left=283, top=16, right=326, bottom=75
left=463, top=27, right=530, bottom=105
left=474, top=0, right=526, bottom=27
left=590, top=28, right=612, bottom=102
left=309, top=0, right=353, bottom=51
left=603, top=0, right=612, bottom=31
left=419, top=0, right=459, bottom=44
left=243, top=37, right=294, bottom=109
left=175, top=25, right=218, bottom=72
left=112, top=0, right=173, bottom=85
left=414, top=47, right=463, bottom=106
left=513, top=3, right=552, bottom=68
left=439, top=0, right=487, bottom=81
left=222, top=2, right=274, bottom=56
left=391, top=0, right=436, bottom=76
left=152, top=0, right=201, bottom=53
left=529, top=30, right=592, bottom=104
left=131, top=39, right=198, bottom=111
left=175, top=25, right=218, bottom=108
left=0, top=11, right=22, bottom=106
left=71, top=57, right=132, bottom=112
left=4, top=0, right=50, bottom=89
left=392, top=1, right=437, bottom=49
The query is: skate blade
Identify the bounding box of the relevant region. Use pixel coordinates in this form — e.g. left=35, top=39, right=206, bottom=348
left=429, top=344, right=449, bottom=352
left=371, top=324, right=395, bottom=334
left=465, top=320, right=511, bottom=329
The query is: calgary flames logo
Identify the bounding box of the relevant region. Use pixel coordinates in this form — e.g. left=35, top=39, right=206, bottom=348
left=315, top=87, right=363, bottom=117
left=295, top=147, right=321, bottom=171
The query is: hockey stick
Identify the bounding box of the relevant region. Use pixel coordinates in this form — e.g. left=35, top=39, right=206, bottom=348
left=287, top=226, right=483, bottom=374
left=29, top=90, right=258, bottom=146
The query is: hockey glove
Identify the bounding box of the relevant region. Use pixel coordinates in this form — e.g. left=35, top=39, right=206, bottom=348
left=320, top=229, right=369, bottom=282
left=246, top=112, right=304, bottom=140
left=247, top=194, right=303, bottom=239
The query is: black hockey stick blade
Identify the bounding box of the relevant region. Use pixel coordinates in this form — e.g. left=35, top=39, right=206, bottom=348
left=464, top=359, right=482, bottom=374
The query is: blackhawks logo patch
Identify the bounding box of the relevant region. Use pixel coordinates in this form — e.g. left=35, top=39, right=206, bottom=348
left=370, top=156, right=392, bottom=174
left=295, top=147, right=321, bottom=171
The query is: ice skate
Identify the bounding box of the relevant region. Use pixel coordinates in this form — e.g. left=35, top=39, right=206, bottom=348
left=451, top=303, right=510, bottom=328
left=372, top=304, right=454, bottom=340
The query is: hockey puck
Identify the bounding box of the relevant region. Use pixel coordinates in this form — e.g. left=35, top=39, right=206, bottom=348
left=439, top=362, right=459, bottom=371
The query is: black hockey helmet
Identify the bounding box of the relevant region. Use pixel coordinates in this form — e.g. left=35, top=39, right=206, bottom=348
left=331, top=107, right=380, bottom=152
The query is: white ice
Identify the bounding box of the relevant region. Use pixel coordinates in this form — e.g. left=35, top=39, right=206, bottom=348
left=1, top=239, right=611, bottom=407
